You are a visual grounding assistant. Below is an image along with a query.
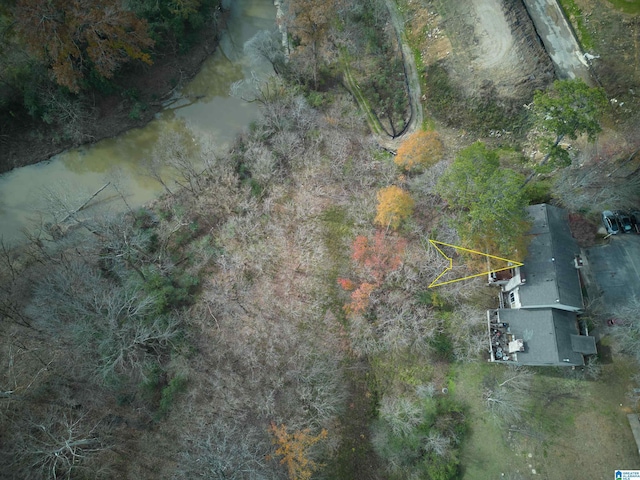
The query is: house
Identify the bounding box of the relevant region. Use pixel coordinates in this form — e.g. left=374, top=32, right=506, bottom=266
left=487, top=204, right=597, bottom=367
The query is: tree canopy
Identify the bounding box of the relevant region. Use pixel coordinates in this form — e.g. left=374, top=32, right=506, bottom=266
left=394, top=130, right=443, bottom=171
left=437, top=142, right=529, bottom=260
left=127, top=0, right=217, bottom=47
left=287, top=0, right=338, bottom=52
left=533, top=79, right=608, bottom=142
left=374, top=185, right=414, bottom=230
left=286, top=0, right=340, bottom=87
left=15, top=0, right=154, bottom=92
left=0, top=0, right=219, bottom=131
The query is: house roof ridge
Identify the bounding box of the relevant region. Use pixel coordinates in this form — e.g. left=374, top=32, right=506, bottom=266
left=545, top=204, right=563, bottom=305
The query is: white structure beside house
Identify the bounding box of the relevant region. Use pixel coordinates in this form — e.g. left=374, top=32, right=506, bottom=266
left=487, top=204, right=597, bottom=367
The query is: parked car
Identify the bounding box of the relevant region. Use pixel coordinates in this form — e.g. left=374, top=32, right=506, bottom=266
left=615, top=210, right=634, bottom=233
left=631, top=211, right=640, bottom=233
left=602, top=210, right=620, bottom=235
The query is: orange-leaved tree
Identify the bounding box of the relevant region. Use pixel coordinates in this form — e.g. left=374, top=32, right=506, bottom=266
left=352, top=231, right=407, bottom=283
left=374, top=186, right=414, bottom=230
left=339, top=231, right=407, bottom=316
left=269, top=423, right=328, bottom=480
left=343, top=281, right=376, bottom=317
left=15, top=0, right=154, bottom=92
left=337, top=277, right=356, bottom=291
left=394, top=130, right=444, bottom=171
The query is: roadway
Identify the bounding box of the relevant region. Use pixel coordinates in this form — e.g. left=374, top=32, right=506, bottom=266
left=583, top=234, right=640, bottom=315
left=522, top=0, right=594, bottom=84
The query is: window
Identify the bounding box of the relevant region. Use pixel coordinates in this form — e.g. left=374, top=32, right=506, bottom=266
left=509, top=290, right=518, bottom=307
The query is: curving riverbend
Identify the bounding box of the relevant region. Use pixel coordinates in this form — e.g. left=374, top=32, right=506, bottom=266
left=0, top=0, right=276, bottom=244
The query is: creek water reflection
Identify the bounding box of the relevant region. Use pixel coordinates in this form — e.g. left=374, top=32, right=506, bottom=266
left=0, top=0, right=275, bottom=243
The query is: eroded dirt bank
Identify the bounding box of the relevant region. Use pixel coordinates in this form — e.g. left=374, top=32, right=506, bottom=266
left=434, top=0, right=555, bottom=100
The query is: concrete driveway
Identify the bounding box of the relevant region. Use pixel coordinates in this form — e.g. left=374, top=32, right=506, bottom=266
left=583, top=234, right=640, bottom=314
left=522, top=0, right=593, bottom=84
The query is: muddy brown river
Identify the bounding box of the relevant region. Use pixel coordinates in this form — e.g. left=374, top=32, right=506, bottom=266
left=0, top=0, right=276, bottom=244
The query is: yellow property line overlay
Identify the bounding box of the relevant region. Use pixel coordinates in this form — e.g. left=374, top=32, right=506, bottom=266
left=428, top=239, right=524, bottom=288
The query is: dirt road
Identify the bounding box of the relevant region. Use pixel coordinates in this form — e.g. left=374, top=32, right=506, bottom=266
left=363, top=0, right=582, bottom=150
left=341, top=0, right=424, bottom=152
left=472, top=0, right=519, bottom=72
left=379, top=0, right=424, bottom=150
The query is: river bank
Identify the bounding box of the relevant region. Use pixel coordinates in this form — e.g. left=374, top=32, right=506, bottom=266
left=1, top=17, right=222, bottom=175
left=0, top=0, right=276, bottom=243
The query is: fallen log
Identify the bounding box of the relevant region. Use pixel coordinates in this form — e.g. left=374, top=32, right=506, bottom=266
left=60, top=182, right=111, bottom=223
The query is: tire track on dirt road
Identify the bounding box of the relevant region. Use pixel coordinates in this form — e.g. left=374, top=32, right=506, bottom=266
left=342, top=0, right=424, bottom=153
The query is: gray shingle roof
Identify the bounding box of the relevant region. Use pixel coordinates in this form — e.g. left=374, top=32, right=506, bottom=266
left=518, top=204, right=583, bottom=310
left=570, top=334, right=597, bottom=355
left=496, top=308, right=585, bottom=366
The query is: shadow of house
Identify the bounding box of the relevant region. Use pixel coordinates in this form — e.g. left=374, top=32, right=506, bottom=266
left=487, top=204, right=597, bottom=367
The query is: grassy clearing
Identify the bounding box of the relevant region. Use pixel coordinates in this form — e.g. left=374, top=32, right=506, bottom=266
left=324, top=363, right=385, bottom=480
left=371, top=350, right=438, bottom=394
left=341, top=57, right=384, bottom=135
left=423, top=62, right=531, bottom=135
left=605, top=0, right=640, bottom=14
left=558, top=0, right=595, bottom=50
left=527, top=358, right=640, bottom=479
left=319, top=205, right=354, bottom=315
left=453, top=363, right=522, bottom=479
left=453, top=355, right=640, bottom=480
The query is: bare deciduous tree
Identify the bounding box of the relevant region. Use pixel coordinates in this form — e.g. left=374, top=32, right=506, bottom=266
left=28, top=259, right=180, bottom=383
left=231, top=73, right=288, bottom=106
left=552, top=160, right=640, bottom=213
left=424, top=431, right=451, bottom=458
left=244, top=29, right=287, bottom=75
left=379, top=396, right=422, bottom=437
left=175, top=422, right=271, bottom=479
left=11, top=408, right=110, bottom=480
left=484, top=367, right=534, bottom=425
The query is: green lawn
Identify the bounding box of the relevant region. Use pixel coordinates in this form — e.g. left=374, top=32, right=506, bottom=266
left=453, top=355, right=640, bottom=479
left=454, top=363, right=523, bottom=479
left=558, top=0, right=595, bottom=49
